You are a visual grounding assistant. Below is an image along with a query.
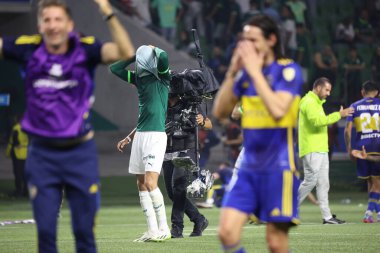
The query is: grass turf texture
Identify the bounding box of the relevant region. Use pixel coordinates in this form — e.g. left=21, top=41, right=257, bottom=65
left=1, top=161, right=379, bottom=253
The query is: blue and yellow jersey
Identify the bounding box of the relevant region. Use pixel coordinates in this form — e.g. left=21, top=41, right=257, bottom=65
left=233, top=59, right=303, bottom=172
left=347, top=97, right=380, bottom=153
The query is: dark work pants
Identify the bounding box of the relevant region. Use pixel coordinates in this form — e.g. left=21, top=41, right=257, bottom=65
left=162, top=150, right=202, bottom=230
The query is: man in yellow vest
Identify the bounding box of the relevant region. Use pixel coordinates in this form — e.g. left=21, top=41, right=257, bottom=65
left=6, top=118, right=28, bottom=197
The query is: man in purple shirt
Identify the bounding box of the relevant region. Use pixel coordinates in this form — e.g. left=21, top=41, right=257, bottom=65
left=0, top=0, right=134, bottom=252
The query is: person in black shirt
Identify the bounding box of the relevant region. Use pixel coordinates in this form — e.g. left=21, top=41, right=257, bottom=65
left=163, top=94, right=212, bottom=238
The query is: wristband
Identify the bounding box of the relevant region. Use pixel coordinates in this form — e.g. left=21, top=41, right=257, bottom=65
left=126, top=136, right=131, bottom=143
left=104, top=13, right=115, bottom=21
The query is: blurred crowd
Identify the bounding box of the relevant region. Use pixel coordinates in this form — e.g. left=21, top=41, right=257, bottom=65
left=115, top=0, right=380, bottom=107
left=113, top=0, right=380, bottom=167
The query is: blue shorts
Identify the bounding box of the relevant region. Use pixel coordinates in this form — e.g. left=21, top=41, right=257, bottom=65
left=356, top=158, right=380, bottom=179
left=223, top=168, right=300, bottom=224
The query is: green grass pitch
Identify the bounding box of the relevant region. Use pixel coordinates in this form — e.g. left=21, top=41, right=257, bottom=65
left=0, top=175, right=379, bottom=253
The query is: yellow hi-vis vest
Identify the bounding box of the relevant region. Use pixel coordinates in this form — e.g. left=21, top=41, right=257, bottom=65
left=6, top=123, right=28, bottom=160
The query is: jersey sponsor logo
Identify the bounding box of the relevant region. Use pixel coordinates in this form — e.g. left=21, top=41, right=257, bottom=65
left=33, top=79, right=78, bottom=89
left=241, top=95, right=300, bottom=128
left=49, top=63, right=63, bottom=77
left=360, top=133, right=380, bottom=139
left=143, top=154, right=156, bottom=166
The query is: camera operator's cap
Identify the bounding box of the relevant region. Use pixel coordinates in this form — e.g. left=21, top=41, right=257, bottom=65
left=135, top=45, right=159, bottom=79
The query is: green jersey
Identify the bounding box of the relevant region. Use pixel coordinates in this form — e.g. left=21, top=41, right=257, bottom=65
left=110, top=47, right=170, bottom=132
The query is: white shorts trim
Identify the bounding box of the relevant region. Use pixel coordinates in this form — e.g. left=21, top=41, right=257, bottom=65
left=129, top=131, right=167, bottom=174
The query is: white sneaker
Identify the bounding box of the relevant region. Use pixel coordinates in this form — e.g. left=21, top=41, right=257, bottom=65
left=150, top=230, right=171, bottom=242
left=196, top=202, right=214, bottom=208
left=133, top=231, right=156, bottom=242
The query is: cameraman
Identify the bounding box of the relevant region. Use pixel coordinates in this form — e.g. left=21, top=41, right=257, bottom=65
left=163, top=94, right=212, bottom=238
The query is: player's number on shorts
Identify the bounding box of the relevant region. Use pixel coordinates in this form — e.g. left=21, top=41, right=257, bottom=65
left=360, top=112, right=380, bottom=133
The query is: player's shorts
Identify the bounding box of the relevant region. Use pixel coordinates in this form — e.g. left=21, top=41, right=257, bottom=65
left=129, top=131, right=167, bottom=174
left=223, top=168, right=300, bottom=225
left=356, top=158, right=380, bottom=179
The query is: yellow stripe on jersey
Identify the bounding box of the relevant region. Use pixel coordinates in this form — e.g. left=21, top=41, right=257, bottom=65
left=282, top=170, right=293, bottom=217
left=15, top=35, right=42, bottom=45
left=80, top=36, right=95, bottom=44
left=241, top=95, right=300, bottom=129
left=287, top=127, right=296, bottom=171
left=277, top=58, right=294, bottom=66
left=353, top=116, right=380, bottom=132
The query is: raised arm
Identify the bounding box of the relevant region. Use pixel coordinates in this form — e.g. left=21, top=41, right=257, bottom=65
left=94, top=0, right=135, bottom=63
left=238, top=40, right=295, bottom=120
left=109, top=56, right=136, bottom=83
left=213, top=50, right=240, bottom=120
left=154, top=47, right=170, bottom=79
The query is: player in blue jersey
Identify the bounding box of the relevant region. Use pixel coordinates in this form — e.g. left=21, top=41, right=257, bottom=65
left=213, top=15, right=303, bottom=253
left=344, top=80, right=380, bottom=223
left=0, top=0, right=134, bottom=252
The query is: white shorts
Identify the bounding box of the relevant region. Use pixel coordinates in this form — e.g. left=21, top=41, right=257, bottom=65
left=129, top=131, right=167, bottom=174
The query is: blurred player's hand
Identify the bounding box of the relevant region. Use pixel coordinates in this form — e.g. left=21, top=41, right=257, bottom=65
left=93, top=0, right=113, bottom=16
left=226, top=48, right=242, bottom=78
left=339, top=106, right=354, bottom=118
left=117, top=137, right=131, bottom=153
left=196, top=114, right=205, bottom=126
left=351, top=145, right=368, bottom=160
left=237, top=40, right=264, bottom=77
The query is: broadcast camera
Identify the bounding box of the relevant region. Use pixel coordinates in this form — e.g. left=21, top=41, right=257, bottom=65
left=168, top=29, right=219, bottom=198
left=169, top=29, right=219, bottom=105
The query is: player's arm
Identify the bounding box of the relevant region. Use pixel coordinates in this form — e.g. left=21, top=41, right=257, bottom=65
left=117, top=127, right=136, bottom=152
left=352, top=146, right=380, bottom=162
left=307, top=104, right=353, bottom=127
left=213, top=50, right=240, bottom=120
left=94, top=0, right=135, bottom=63
left=154, top=47, right=170, bottom=79
left=109, top=57, right=136, bottom=84
left=305, top=100, right=341, bottom=127
left=344, top=121, right=353, bottom=158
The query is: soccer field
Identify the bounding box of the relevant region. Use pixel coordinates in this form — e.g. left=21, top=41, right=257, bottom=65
left=0, top=176, right=379, bottom=253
